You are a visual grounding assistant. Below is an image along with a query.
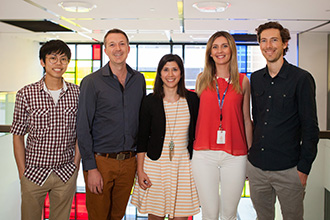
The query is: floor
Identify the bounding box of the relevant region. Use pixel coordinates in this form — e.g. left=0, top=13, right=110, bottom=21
left=77, top=166, right=257, bottom=220
left=124, top=197, right=257, bottom=220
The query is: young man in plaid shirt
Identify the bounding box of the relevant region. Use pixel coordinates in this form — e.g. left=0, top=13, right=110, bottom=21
left=11, top=40, right=81, bottom=220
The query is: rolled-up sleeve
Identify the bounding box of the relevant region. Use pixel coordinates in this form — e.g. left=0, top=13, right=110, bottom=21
left=11, top=90, right=29, bottom=136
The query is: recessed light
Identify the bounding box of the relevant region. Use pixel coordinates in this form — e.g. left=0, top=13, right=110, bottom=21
left=192, top=1, right=230, bottom=13
left=58, top=1, right=96, bottom=13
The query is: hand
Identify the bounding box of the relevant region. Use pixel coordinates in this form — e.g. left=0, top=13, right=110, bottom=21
left=18, top=168, right=25, bottom=180
left=87, top=169, right=103, bottom=194
left=297, top=170, right=308, bottom=187
left=137, top=170, right=152, bottom=190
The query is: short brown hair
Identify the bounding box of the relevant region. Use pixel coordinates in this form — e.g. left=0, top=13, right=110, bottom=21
left=103, top=28, right=129, bottom=47
left=256, top=21, right=291, bottom=55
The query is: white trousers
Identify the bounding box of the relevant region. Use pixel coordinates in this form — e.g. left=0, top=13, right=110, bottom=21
left=192, top=150, right=247, bottom=220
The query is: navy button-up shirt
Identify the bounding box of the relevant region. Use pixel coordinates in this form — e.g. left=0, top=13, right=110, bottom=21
left=77, top=63, right=146, bottom=170
left=249, top=59, right=319, bottom=175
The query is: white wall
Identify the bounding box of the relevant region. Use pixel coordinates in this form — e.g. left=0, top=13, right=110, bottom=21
left=0, top=34, right=41, bottom=219
left=0, top=34, right=42, bottom=92
left=298, top=32, right=328, bottom=131
left=0, top=134, right=21, bottom=219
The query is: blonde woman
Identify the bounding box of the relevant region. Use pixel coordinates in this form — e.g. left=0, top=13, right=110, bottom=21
left=192, top=31, right=252, bottom=220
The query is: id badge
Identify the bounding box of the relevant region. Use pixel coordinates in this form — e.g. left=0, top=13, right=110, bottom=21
left=217, top=130, right=226, bottom=144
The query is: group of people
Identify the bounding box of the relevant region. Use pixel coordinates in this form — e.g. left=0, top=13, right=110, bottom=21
left=11, top=21, right=319, bottom=220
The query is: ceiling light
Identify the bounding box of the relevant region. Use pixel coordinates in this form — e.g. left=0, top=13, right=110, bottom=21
left=192, top=1, right=230, bottom=13
left=58, top=1, right=96, bottom=13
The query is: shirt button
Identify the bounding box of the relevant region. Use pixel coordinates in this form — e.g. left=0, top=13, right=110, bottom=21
left=283, top=94, right=286, bottom=97
left=271, top=82, right=274, bottom=85
left=262, top=135, right=265, bottom=138
left=264, top=122, right=267, bottom=125
left=268, top=96, right=272, bottom=99
left=261, top=148, right=265, bottom=151
left=266, top=109, right=269, bottom=112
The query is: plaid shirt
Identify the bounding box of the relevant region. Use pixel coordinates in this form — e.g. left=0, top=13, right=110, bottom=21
left=10, top=77, right=79, bottom=186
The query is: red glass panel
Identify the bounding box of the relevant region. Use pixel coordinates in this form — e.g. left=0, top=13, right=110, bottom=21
left=92, top=44, right=101, bottom=60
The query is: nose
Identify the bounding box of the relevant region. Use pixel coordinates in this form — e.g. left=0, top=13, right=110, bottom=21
left=114, top=43, right=121, bottom=50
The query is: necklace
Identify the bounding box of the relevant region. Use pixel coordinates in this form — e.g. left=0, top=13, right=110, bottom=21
left=164, top=98, right=180, bottom=161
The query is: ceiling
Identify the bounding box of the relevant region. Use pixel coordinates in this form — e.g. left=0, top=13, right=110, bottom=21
left=1, top=0, right=330, bottom=43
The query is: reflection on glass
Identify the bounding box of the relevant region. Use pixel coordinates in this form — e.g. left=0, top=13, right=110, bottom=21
left=172, top=45, right=183, bottom=59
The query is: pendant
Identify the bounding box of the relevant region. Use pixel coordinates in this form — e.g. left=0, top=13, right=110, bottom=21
left=169, top=140, right=174, bottom=161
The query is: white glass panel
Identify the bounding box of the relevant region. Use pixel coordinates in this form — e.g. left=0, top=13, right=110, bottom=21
left=77, top=44, right=92, bottom=59
left=138, top=45, right=170, bottom=72
left=184, top=45, right=206, bottom=90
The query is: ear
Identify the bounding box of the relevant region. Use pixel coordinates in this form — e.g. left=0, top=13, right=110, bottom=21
left=283, top=41, right=288, bottom=50
left=40, top=59, right=45, bottom=67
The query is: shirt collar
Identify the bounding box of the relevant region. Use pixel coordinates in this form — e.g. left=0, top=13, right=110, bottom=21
left=102, top=62, right=134, bottom=78
left=264, top=58, right=289, bottom=79
left=38, top=76, right=68, bottom=92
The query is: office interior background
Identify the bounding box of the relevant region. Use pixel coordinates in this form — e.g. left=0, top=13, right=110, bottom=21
left=0, top=0, right=330, bottom=219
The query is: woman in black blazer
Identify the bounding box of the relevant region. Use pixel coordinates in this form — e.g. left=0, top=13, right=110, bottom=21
left=131, top=54, right=200, bottom=220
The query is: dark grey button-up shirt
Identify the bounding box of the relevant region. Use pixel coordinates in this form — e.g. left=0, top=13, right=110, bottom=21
left=77, top=63, right=146, bottom=170
left=249, top=59, right=319, bottom=175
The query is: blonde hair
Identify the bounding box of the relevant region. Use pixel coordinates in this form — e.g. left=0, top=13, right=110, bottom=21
left=196, top=31, right=241, bottom=96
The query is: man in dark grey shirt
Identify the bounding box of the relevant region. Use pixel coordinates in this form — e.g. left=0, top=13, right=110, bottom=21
left=77, top=28, right=146, bottom=220
left=247, top=22, right=319, bottom=220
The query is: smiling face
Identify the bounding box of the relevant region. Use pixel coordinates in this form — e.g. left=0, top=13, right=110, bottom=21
left=160, top=61, right=181, bottom=91
left=210, top=36, right=231, bottom=66
left=40, top=53, right=69, bottom=80
left=259, top=28, right=288, bottom=64
left=104, top=33, right=130, bottom=66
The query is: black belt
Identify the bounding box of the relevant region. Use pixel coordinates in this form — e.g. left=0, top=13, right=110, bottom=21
left=95, top=151, right=136, bottom=160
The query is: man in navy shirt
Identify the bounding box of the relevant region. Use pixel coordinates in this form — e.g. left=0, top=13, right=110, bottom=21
left=77, top=29, right=146, bottom=220
left=247, top=21, right=319, bottom=220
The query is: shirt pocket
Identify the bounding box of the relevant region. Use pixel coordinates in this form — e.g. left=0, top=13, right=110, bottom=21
left=30, top=108, right=49, bottom=129
left=64, top=106, right=77, bottom=130
left=274, top=92, right=295, bottom=114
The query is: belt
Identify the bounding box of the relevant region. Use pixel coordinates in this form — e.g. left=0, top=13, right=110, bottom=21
left=95, top=151, right=136, bottom=160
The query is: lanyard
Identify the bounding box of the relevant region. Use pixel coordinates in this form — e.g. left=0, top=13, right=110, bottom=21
left=215, top=77, right=230, bottom=130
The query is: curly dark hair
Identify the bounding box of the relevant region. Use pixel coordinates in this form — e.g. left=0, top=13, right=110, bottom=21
left=256, top=21, right=291, bottom=56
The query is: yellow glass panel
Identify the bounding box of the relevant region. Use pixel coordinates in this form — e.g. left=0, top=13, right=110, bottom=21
left=63, top=72, right=75, bottom=84
left=77, top=60, right=92, bottom=86
left=141, top=72, right=156, bottom=90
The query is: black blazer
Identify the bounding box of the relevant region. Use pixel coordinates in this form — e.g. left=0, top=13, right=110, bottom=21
left=137, top=90, right=199, bottom=160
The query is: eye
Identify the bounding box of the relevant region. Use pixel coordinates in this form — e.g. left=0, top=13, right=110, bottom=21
left=222, top=44, right=229, bottom=48
left=212, top=45, right=218, bottom=49
left=61, top=57, right=68, bottom=63
left=260, top=39, right=266, bottom=43
left=49, top=56, right=57, bottom=61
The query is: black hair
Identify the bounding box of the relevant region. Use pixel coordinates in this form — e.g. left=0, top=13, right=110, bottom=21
left=153, top=54, right=187, bottom=98
left=39, top=40, right=71, bottom=63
